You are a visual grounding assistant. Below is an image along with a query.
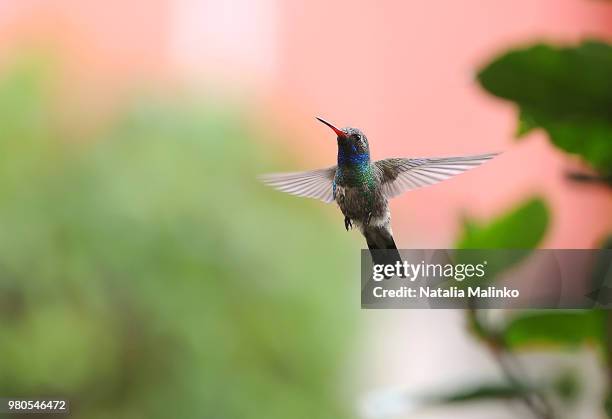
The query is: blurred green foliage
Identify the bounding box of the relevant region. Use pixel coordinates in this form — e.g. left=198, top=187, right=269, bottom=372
left=478, top=40, right=612, bottom=174
left=457, top=198, right=549, bottom=250
left=455, top=197, right=549, bottom=286
left=432, top=382, right=530, bottom=404
left=452, top=196, right=606, bottom=417
left=552, top=370, right=581, bottom=406
left=455, top=195, right=606, bottom=334
left=0, top=63, right=356, bottom=419
left=451, top=37, right=612, bottom=419
left=502, top=311, right=605, bottom=351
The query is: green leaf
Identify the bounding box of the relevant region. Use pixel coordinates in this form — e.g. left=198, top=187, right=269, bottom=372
left=457, top=198, right=549, bottom=249
left=478, top=40, right=612, bottom=174
left=516, top=109, right=538, bottom=138
left=433, top=383, right=530, bottom=404
left=552, top=370, right=581, bottom=405
left=455, top=198, right=549, bottom=284
left=502, top=311, right=606, bottom=350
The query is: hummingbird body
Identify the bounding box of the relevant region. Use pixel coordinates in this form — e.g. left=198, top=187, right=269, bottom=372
left=261, top=118, right=498, bottom=251
left=333, top=128, right=394, bottom=247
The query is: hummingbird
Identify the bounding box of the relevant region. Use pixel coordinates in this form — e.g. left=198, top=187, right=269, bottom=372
left=261, top=117, right=498, bottom=252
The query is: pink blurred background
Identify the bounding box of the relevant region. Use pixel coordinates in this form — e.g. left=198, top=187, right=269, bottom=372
left=1, top=0, right=610, bottom=249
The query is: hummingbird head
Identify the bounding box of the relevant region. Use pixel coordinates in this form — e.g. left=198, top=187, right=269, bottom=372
left=316, top=117, right=370, bottom=162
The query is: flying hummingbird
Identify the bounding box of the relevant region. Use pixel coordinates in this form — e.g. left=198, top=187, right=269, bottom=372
left=261, top=117, right=498, bottom=251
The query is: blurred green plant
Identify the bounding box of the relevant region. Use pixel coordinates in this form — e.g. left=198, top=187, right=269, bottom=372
left=457, top=198, right=549, bottom=250
left=455, top=198, right=557, bottom=418
left=477, top=40, right=612, bottom=176
left=434, top=35, right=612, bottom=419
left=447, top=199, right=609, bottom=419
left=0, top=62, right=356, bottom=419
left=501, top=311, right=605, bottom=350
left=455, top=197, right=549, bottom=287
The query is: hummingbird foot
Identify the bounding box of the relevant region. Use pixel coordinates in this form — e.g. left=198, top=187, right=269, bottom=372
left=344, top=216, right=352, bottom=231
left=365, top=212, right=373, bottom=226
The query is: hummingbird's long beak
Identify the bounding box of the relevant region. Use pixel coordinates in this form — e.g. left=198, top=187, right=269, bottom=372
left=316, top=117, right=347, bottom=139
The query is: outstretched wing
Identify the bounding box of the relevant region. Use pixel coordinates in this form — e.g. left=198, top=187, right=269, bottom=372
left=259, top=166, right=337, bottom=203
left=375, top=153, right=499, bottom=199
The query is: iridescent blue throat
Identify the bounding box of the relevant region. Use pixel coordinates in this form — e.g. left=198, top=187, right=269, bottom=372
left=337, top=150, right=370, bottom=167
left=334, top=149, right=374, bottom=201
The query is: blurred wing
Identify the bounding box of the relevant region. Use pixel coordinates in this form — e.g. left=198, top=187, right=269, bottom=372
left=376, top=153, right=499, bottom=199
left=259, top=166, right=337, bottom=203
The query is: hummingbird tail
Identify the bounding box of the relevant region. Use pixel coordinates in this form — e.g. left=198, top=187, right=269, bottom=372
left=363, top=225, right=397, bottom=250
left=363, top=226, right=402, bottom=269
